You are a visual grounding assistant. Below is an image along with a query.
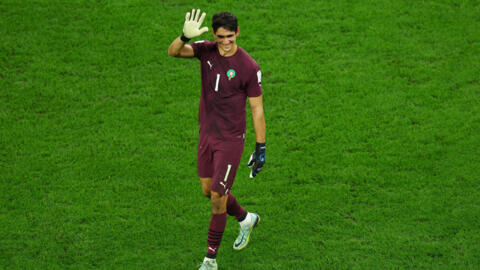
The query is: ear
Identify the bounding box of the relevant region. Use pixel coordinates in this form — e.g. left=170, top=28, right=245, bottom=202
left=236, top=26, right=240, bottom=36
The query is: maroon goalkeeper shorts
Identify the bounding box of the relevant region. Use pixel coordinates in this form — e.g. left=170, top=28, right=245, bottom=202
left=197, top=133, right=245, bottom=195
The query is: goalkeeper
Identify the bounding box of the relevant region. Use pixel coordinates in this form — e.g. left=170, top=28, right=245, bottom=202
left=168, top=9, right=266, bottom=270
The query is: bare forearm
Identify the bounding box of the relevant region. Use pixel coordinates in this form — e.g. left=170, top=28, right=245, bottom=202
left=168, top=36, right=186, bottom=57
left=252, top=108, right=266, bottom=143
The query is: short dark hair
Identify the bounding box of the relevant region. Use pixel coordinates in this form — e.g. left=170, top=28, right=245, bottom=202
left=212, top=12, right=238, bottom=33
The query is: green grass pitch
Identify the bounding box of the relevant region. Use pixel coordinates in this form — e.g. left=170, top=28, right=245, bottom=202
left=1, top=0, right=479, bottom=269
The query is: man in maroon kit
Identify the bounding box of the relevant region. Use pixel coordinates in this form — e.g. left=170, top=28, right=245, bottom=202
left=168, top=9, right=266, bottom=270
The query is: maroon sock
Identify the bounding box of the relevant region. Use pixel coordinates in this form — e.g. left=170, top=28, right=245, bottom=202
left=227, top=193, right=247, bottom=222
left=206, top=212, right=227, bottom=259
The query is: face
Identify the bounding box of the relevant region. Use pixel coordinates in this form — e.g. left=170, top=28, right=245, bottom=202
left=213, top=27, right=239, bottom=55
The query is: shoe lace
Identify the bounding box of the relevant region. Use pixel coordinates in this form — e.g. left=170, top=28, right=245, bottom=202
left=240, top=224, right=251, bottom=234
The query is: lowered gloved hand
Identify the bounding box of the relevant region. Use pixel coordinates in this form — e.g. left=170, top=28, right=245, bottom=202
left=247, top=142, right=266, bottom=178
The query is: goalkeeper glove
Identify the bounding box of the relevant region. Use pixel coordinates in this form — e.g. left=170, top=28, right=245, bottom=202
left=247, top=142, right=266, bottom=178
left=182, top=9, right=208, bottom=41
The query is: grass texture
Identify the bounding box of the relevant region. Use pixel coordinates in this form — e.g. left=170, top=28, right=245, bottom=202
left=1, top=0, right=479, bottom=269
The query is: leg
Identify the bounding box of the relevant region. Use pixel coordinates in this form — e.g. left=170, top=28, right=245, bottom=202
left=210, top=191, right=228, bottom=214
left=198, top=133, right=214, bottom=198
left=200, top=177, right=212, bottom=198
left=206, top=191, right=228, bottom=259
left=227, top=193, right=247, bottom=221
left=200, top=138, right=243, bottom=266
left=197, top=134, right=220, bottom=268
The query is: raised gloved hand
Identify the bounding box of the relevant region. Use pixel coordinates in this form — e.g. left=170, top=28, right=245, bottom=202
left=247, top=143, right=266, bottom=178
left=182, top=9, right=208, bottom=39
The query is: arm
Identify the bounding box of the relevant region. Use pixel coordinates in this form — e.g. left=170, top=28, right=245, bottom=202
left=247, top=95, right=266, bottom=178
left=168, top=37, right=194, bottom=58
left=249, top=95, right=266, bottom=143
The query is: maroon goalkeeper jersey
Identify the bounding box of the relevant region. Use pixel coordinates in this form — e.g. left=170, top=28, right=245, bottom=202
left=191, top=40, right=262, bottom=141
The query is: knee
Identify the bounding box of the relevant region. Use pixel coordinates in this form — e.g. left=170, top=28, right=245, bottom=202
left=210, top=192, right=227, bottom=213
left=202, top=187, right=211, bottom=198
left=210, top=192, right=221, bottom=203
left=200, top=178, right=212, bottom=198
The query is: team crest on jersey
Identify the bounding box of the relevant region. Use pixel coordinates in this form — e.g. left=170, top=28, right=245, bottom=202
left=227, top=69, right=236, bottom=80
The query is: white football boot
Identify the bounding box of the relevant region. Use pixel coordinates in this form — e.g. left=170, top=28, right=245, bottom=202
left=198, top=257, right=217, bottom=270
left=233, top=212, right=260, bottom=250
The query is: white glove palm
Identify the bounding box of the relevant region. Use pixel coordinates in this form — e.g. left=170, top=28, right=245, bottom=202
left=183, top=9, right=208, bottom=39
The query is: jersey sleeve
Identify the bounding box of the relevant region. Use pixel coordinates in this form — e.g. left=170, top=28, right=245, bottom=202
left=246, top=67, right=263, bottom=97
left=190, top=40, right=207, bottom=60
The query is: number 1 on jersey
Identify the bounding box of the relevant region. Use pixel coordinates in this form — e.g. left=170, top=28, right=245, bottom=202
left=215, top=73, right=220, bottom=92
